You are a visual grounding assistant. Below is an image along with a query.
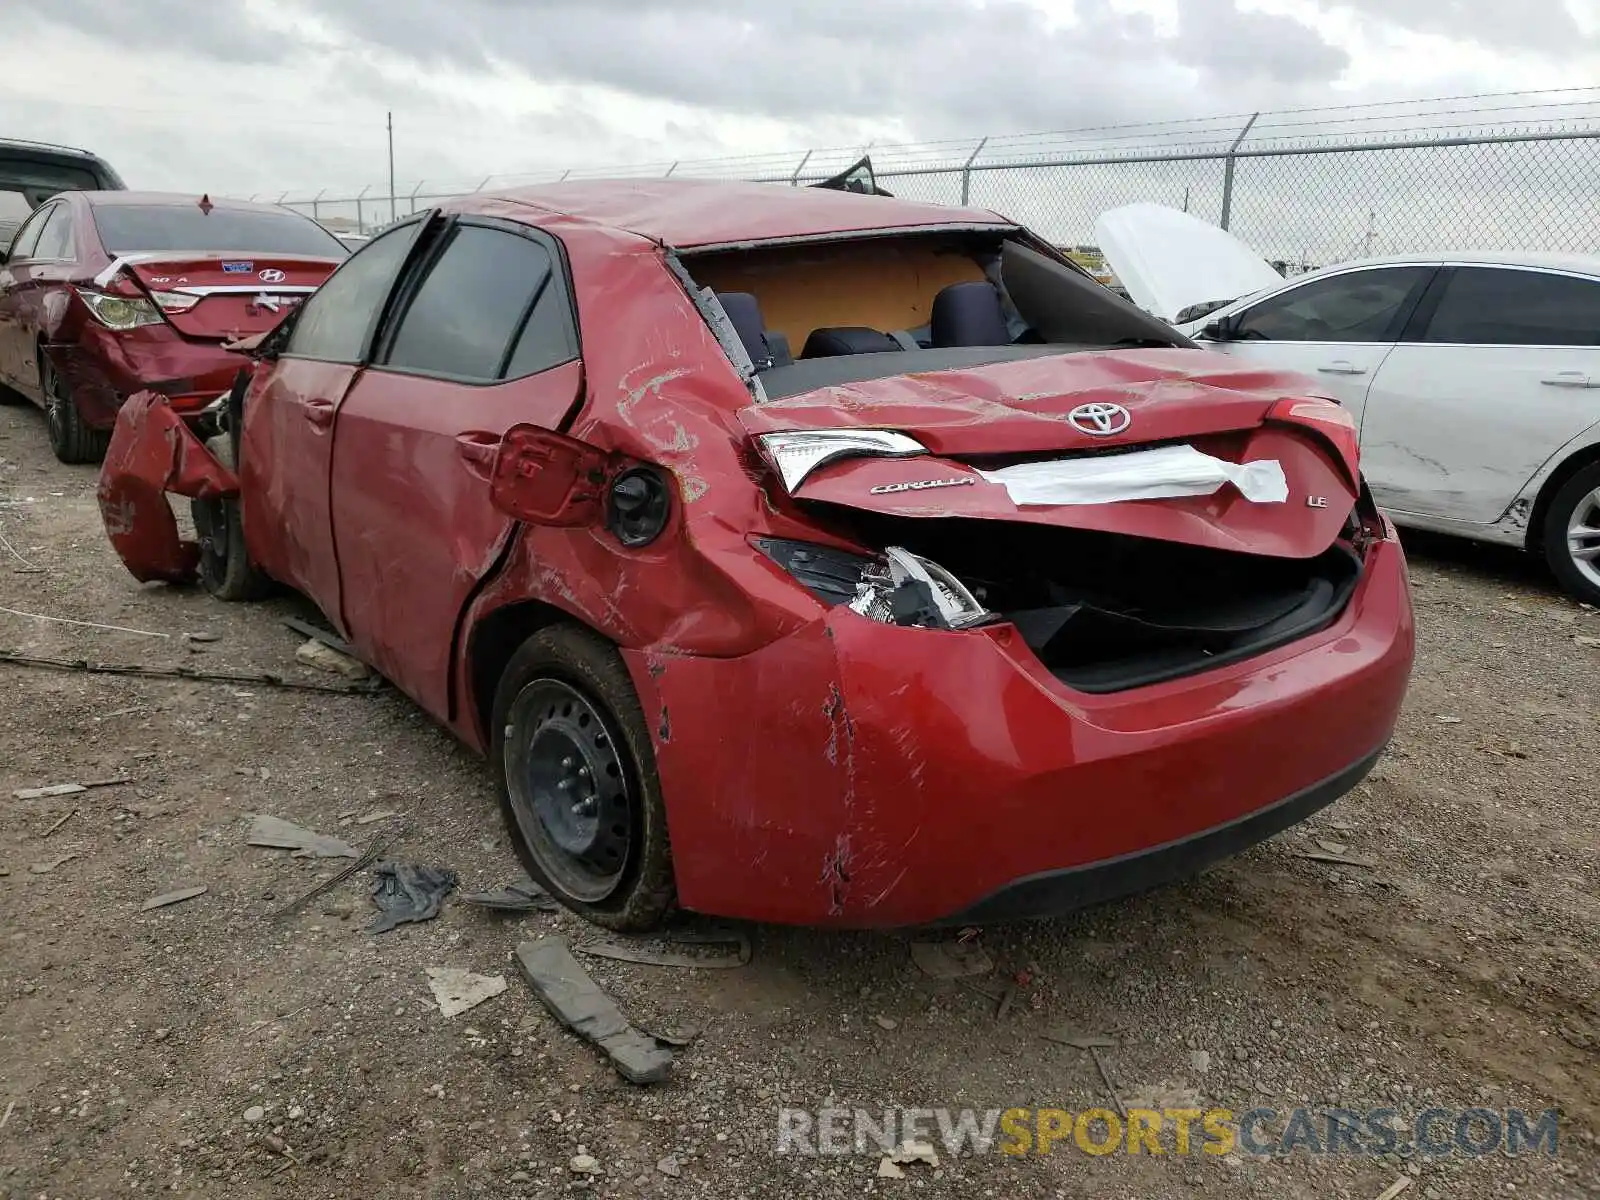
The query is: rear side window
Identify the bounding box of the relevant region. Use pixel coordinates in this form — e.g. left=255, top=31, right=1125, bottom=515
left=32, top=205, right=74, bottom=260
left=7, top=202, right=54, bottom=259
left=382, top=225, right=572, bottom=381
left=91, top=204, right=346, bottom=257
left=285, top=223, right=420, bottom=363
left=1421, top=267, right=1600, bottom=347
left=1234, top=267, right=1430, bottom=342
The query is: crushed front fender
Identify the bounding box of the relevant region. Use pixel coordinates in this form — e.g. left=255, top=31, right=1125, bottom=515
left=96, top=390, right=240, bottom=583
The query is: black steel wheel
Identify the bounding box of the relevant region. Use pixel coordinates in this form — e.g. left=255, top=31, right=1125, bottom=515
left=189, top=435, right=269, bottom=601
left=491, top=625, right=675, bottom=930
left=40, top=355, right=109, bottom=465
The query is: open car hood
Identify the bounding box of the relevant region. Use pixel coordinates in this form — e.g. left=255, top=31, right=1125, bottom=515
left=740, top=349, right=1358, bottom=559
left=1093, top=203, right=1283, bottom=323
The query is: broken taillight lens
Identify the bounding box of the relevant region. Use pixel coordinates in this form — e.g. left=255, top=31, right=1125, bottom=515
left=1268, top=396, right=1359, bottom=488
left=755, top=537, right=992, bottom=631
left=75, top=288, right=164, bottom=330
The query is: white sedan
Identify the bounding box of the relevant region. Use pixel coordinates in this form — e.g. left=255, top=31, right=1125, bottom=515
left=1097, top=203, right=1600, bottom=605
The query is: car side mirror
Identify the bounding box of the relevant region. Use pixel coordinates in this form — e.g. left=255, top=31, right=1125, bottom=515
left=1202, top=316, right=1236, bottom=342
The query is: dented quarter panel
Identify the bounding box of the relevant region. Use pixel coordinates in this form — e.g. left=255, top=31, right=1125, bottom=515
left=95, top=390, right=239, bottom=582
left=634, top=537, right=1412, bottom=927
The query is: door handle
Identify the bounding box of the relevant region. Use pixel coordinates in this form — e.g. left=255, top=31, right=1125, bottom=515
left=1317, top=361, right=1367, bottom=375
left=1540, top=372, right=1597, bottom=388
left=303, top=398, right=335, bottom=428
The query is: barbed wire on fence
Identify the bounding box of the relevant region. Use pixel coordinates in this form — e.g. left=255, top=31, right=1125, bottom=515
left=252, top=89, right=1600, bottom=265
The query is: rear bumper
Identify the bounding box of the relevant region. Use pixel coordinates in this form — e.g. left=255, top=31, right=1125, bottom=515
left=627, top=533, right=1414, bottom=929
left=944, top=745, right=1382, bottom=925
left=47, top=325, right=242, bottom=429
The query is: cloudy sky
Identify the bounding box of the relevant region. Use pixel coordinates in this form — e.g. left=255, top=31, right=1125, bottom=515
left=7, top=0, right=1600, bottom=205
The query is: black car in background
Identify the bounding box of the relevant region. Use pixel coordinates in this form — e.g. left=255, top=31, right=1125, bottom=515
left=0, top=139, right=126, bottom=247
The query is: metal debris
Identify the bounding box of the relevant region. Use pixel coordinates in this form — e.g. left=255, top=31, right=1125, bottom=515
left=368, top=862, right=457, bottom=933
left=39, top=809, right=79, bottom=839
left=514, top=936, right=674, bottom=1084
left=248, top=815, right=359, bottom=860
left=141, top=886, right=208, bottom=912
left=425, top=967, right=507, bottom=1018
left=910, top=938, right=994, bottom=979
left=645, top=1024, right=701, bottom=1048
left=295, top=638, right=371, bottom=680
left=282, top=617, right=354, bottom=655
left=0, top=649, right=383, bottom=695
left=1315, top=838, right=1349, bottom=855
left=354, top=810, right=398, bottom=825
left=13, top=776, right=131, bottom=801
left=460, top=876, right=562, bottom=913
left=185, top=632, right=221, bottom=644
left=269, top=825, right=406, bottom=922
left=1295, top=849, right=1379, bottom=869
left=29, top=854, right=77, bottom=874
left=0, top=603, right=169, bottom=638
left=1041, top=1030, right=1126, bottom=1118
left=879, top=1139, right=940, bottom=1177
left=575, top=928, right=751, bottom=969
left=1373, top=1177, right=1412, bottom=1200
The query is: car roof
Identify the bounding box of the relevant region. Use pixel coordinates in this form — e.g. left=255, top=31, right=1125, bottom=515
left=451, top=178, right=1016, bottom=250
left=0, top=137, right=113, bottom=163
left=1320, top=250, right=1600, bottom=276
left=80, top=191, right=303, bottom=215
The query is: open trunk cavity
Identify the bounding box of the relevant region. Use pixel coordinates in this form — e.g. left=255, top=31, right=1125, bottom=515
left=812, top=513, right=1362, bottom=693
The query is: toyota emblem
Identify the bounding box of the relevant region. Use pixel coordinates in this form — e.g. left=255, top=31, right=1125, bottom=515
left=258, top=268, right=286, bottom=283
left=1067, top=401, right=1131, bottom=436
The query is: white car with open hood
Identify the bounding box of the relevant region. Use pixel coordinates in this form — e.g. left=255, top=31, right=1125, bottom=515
left=1096, top=203, right=1600, bottom=605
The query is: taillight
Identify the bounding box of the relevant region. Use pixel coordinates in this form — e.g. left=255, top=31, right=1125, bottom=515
left=1268, top=396, right=1360, bottom=488
left=74, top=287, right=198, bottom=331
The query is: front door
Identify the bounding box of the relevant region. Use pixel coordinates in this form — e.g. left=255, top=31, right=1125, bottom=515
left=1198, top=264, right=1437, bottom=430
left=0, top=202, right=59, bottom=388
left=239, top=217, right=429, bottom=627
left=1360, top=265, right=1600, bottom=524
left=329, top=218, right=584, bottom=720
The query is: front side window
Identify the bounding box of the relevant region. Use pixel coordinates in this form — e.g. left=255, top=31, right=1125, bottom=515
left=284, top=222, right=421, bottom=363
left=1233, top=267, right=1430, bottom=342
left=1422, top=267, right=1600, bottom=347
left=382, top=225, right=568, bottom=381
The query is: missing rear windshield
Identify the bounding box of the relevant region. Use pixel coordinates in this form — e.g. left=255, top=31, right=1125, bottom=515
left=92, top=204, right=348, bottom=257
left=678, top=229, right=1189, bottom=397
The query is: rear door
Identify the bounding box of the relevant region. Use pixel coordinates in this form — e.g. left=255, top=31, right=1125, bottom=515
left=1359, top=265, right=1600, bottom=523
left=0, top=201, right=76, bottom=397
left=329, top=218, right=583, bottom=718
left=239, top=217, right=430, bottom=624
left=1197, top=265, right=1436, bottom=426
left=0, top=201, right=56, bottom=387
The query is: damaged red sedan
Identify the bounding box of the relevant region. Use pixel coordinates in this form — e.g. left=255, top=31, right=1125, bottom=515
left=0, top=192, right=345, bottom=462
left=96, top=180, right=1414, bottom=930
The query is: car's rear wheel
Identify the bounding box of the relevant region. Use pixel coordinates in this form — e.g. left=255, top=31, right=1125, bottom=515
left=40, top=356, right=109, bottom=465
left=1544, top=462, right=1600, bottom=606
left=491, top=625, right=675, bottom=931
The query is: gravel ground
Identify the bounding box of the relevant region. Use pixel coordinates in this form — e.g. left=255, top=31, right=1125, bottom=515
left=0, top=397, right=1596, bottom=1199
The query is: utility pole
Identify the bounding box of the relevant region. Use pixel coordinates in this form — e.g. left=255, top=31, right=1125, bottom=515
left=387, top=111, right=397, bottom=224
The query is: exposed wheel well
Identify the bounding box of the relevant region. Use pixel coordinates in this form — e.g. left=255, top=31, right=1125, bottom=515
left=1527, top=444, right=1600, bottom=553
left=467, top=599, right=591, bottom=746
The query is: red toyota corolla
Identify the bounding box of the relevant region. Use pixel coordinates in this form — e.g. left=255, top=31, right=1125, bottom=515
left=0, top=191, right=345, bottom=462
left=96, top=180, right=1415, bottom=930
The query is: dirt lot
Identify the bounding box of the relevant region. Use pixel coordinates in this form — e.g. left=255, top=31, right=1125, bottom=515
left=0, top=396, right=1596, bottom=1200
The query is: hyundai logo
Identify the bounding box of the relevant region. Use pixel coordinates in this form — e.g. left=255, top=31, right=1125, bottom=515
left=1067, top=402, right=1131, bottom=436
left=258, top=268, right=287, bottom=283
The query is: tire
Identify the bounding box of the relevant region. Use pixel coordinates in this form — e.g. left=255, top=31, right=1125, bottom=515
left=190, top=436, right=270, bottom=601
left=41, top=356, right=109, bottom=464
left=191, top=494, right=271, bottom=601
left=491, top=625, right=675, bottom=931
left=1542, top=461, right=1600, bottom=606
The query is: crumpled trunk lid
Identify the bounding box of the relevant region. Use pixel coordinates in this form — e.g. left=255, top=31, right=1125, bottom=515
left=742, top=348, right=1356, bottom=559
left=103, top=254, right=339, bottom=340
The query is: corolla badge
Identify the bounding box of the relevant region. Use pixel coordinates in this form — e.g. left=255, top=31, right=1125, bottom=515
left=258, top=268, right=287, bottom=283
left=868, top=477, right=976, bottom=495
left=1067, top=401, right=1131, bottom=436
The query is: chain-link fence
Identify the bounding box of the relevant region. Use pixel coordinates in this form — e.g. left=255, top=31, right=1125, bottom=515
left=262, top=92, right=1600, bottom=268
